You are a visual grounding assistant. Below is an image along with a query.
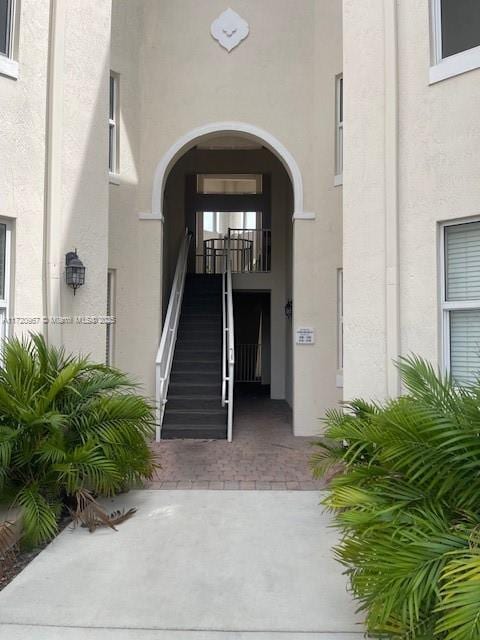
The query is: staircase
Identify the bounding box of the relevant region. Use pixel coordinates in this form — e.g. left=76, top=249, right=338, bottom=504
left=161, top=274, right=227, bottom=439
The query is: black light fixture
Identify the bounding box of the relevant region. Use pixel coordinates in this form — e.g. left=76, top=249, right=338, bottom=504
left=65, top=250, right=86, bottom=295
left=285, top=299, right=292, bottom=320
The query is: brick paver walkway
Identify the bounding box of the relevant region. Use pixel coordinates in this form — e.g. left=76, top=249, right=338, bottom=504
left=149, top=395, right=325, bottom=490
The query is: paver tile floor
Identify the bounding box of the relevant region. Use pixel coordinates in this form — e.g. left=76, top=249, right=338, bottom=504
left=150, top=395, right=325, bottom=490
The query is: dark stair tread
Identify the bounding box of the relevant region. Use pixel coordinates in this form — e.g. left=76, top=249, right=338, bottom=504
left=162, top=423, right=225, bottom=439
left=164, top=273, right=224, bottom=440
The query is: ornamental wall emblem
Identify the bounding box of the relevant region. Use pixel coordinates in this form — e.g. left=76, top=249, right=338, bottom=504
left=210, top=8, right=249, bottom=52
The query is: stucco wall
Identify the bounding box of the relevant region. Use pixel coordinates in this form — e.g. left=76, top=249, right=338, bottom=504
left=109, top=0, right=343, bottom=434
left=343, top=0, right=480, bottom=402
left=0, top=0, right=111, bottom=362
left=0, top=0, right=50, bottom=327
left=109, top=0, right=145, bottom=379
left=60, top=0, right=111, bottom=360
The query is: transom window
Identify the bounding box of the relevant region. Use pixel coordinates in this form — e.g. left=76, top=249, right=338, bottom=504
left=442, top=220, right=480, bottom=385
left=430, top=0, right=480, bottom=82
left=197, top=174, right=262, bottom=195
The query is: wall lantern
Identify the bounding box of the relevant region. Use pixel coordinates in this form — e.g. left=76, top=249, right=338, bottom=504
left=285, top=299, right=293, bottom=320
left=65, top=250, right=86, bottom=295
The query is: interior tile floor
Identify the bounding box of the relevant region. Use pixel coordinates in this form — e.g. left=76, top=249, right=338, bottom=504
left=149, top=394, right=325, bottom=490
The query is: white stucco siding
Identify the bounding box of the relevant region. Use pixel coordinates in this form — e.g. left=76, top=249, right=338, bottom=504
left=343, top=0, right=388, bottom=402
left=344, top=0, right=480, bottom=403
left=397, top=0, right=480, bottom=371
left=109, top=0, right=146, bottom=382
left=0, top=0, right=50, bottom=329
left=60, top=0, right=111, bottom=360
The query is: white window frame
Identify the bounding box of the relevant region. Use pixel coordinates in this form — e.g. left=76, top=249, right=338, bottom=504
left=0, top=0, right=18, bottom=80
left=334, top=74, right=343, bottom=186
left=109, top=71, right=119, bottom=180
left=440, top=217, right=480, bottom=377
left=0, top=219, right=12, bottom=343
left=336, top=267, right=343, bottom=388
left=429, top=0, right=480, bottom=84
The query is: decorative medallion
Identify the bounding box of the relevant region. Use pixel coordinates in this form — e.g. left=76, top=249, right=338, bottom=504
left=210, top=8, right=249, bottom=52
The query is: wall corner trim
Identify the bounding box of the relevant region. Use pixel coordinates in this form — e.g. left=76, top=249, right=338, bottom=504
left=384, top=0, right=401, bottom=397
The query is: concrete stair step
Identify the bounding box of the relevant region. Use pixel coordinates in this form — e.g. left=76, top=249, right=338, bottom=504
left=167, top=395, right=223, bottom=411
left=163, top=409, right=226, bottom=426
left=171, top=360, right=221, bottom=373
left=169, top=382, right=222, bottom=396
left=174, top=349, right=221, bottom=359
left=173, top=354, right=220, bottom=364
left=177, top=336, right=221, bottom=346
left=161, top=424, right=226, bottom=440
left=170, top=371, right=220, bottom=384
left=177, top=328, right=221, bottom=339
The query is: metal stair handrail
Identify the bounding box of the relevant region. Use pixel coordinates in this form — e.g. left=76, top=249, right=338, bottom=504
left=155, top=229, right=191, bottom=441
left=222, top=237, right=235, bottom=442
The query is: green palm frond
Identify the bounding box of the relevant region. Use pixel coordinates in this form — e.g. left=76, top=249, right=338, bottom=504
left=312, top=355, right=480, bottom=639
left=15, top=485, right=59, bottom=545
left=0, top=333, right=156, bottom=547
left=436, top=554, right=480, bottom=640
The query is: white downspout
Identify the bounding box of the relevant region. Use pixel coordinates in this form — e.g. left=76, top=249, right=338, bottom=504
left=384, top=0, right=401, bottom=396
left=44, top=0, right=65, bottom=346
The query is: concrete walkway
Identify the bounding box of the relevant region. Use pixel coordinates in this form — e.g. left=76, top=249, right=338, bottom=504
left=0, top=491, right=363, bottom=639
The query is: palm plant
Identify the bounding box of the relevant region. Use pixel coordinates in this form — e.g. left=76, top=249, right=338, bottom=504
left=311, top=355, right=480, bottom=640
left=0, top=334, right=157, bottom=547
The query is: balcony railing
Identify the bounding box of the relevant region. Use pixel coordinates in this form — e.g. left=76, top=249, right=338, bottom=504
left=197, top=228, right=271, bottom=274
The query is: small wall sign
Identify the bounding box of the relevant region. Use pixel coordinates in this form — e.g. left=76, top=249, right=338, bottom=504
left=296, top=327, right=315, bottom=345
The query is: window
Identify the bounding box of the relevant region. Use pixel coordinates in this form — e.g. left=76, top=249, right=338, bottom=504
left=0, top=0, right=13, bottom=57
left=430, top=0, right=480, bottom=83
left=197, top=174, right=262, bottom=195
left=442, top=220, right=480, bottom=385
left=105, top=269, right=115, bottom=366
left=334, top=74, right=343, bottom=186
left=336, top=268, right=343, bottom=387
left=109, top=72, right=119, bottom=175
left=0, top=220, right=12, bottom=342
left=0, top=0, right=17, bottom=79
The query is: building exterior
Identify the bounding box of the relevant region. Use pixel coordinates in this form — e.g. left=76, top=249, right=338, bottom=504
left=0, top=0, right=479, bottom=437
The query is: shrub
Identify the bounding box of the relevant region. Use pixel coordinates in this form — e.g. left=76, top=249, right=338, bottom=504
left=0, top=334, right=157, bottom=546
left=311, top=355, right=480, bottom=640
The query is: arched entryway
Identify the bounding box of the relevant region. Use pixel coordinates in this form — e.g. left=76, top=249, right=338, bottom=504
left=154, top=123, right=300, bottom=439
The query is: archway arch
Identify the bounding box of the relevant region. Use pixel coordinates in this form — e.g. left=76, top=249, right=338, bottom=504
left=151, top=121, right=304, bottom=220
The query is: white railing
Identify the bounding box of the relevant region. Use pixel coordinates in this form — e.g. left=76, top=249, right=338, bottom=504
left=222, top=241, right=235, bottom=442
left=155, top=229, right=191, bottom=441
left=235, top=343, right=262, bottom=382
left=228, top=228, right=271, bottom=273
left=198, top=228, right=271, bottom=274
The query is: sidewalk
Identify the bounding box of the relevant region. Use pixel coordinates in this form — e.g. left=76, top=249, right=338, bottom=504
left=0, top=490, right=362, bottom=639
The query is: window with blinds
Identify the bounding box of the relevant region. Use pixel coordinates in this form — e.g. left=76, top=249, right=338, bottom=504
left=444, top=221, right=480, bottom=385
